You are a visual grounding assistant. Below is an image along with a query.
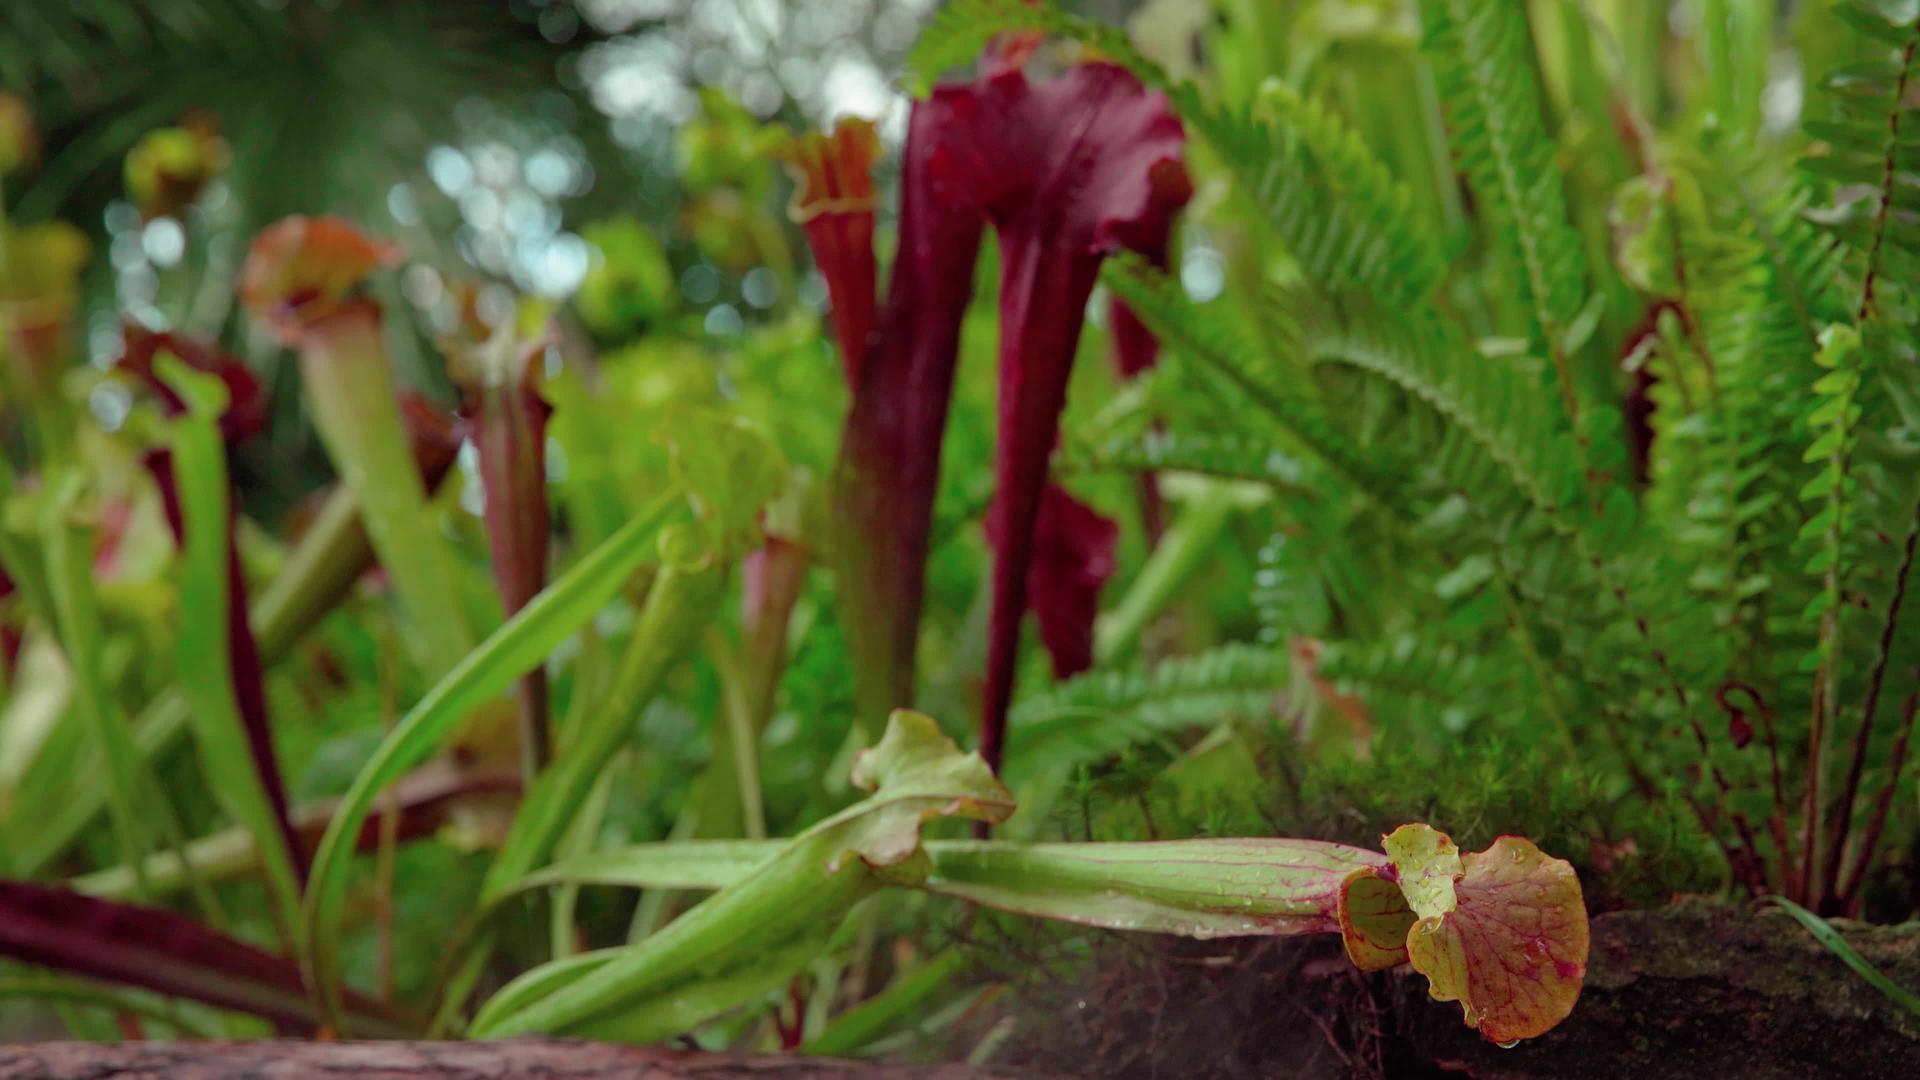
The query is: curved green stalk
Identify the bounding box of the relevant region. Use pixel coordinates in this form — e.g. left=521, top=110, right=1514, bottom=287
left=0, top=975, right=219, bottom=1038
left=1094, top=480, right=1256, bottom=665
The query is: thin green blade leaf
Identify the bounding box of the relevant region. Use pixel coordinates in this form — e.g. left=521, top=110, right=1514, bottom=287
left=1766, top=896, right=1920, bottom=1016
left=39, top=476, right=152, bottom=893
left=300, top=487, right=686, bottom=1032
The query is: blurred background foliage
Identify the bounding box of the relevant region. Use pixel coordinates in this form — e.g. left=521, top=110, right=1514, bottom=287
left=1, top=0, right=975, bottom=514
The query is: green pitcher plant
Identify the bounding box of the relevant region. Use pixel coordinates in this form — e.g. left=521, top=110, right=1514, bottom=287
left=467, top=711, right=1588, bottom=1046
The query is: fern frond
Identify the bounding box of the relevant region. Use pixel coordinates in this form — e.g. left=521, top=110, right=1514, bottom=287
left=1420, top=0, right=1592, bottom=420
left=1279, top=284, right=1733, bottom=711
left=1064, top=430, right=1313, bottom=492
left=1800, top=326, right=1866, bottom=670
left=1318, top=636, right=1496, bottom=732
left=1100, top=257, right=1408, bottom=509
left=1802, top=2, right=1920, bottom=324
left=1678, top=156, right=1847, bottom=685
left=1236, top=83, right=1449, bottom=304
left=1791, top=4, right=1920, bottom=901
left=1007, top=643, right=1290, bottom=781
left=1268, top=286, right=1585, bottom=518
left=1253, top=529, right=1332, bottom=644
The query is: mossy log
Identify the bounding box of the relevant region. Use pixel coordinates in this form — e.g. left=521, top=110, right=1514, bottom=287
left=995, top=898, right=1920, bottom=1078
left=1401, top=899, right=1920, bottom=1079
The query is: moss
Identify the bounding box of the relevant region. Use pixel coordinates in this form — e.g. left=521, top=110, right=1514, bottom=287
left=1056, top=727, right=1723, bottom=909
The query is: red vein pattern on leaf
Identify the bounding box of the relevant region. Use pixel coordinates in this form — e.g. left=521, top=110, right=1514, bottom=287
left=1409, top=835, right=1589, bottom=1043
left=925, top=61, right=1190, bottom=772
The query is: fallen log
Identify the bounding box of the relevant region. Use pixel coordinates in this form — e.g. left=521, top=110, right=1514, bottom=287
left=0, top=1039, right=1032, bottom=1080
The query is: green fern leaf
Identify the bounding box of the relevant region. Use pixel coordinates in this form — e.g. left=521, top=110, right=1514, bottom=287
left=1420, top=0, right=1591, bottom=418
left=1101, top=257, right=1408, bottom=510
left=1803, top=1, right=1920, bottom=324
left=1064, top=430, right=1314, bottom=492
left=1007, top=644, right=1291, bottom=782
left=1267, top=286, right=1585, bottom=518
left=1236, top=83, right=1449, bottom=304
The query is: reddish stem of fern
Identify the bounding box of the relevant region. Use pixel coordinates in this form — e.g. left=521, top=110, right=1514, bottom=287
left=1821, top=500, right=1920, bottom=905
left=1837, top=690, right=1920, bottom=910
left=1717, top=680, right=1794, bottom=888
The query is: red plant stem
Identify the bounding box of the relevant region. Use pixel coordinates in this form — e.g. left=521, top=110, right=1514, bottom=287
left=222, top=533, right=304, bottom=877
left=810, top=208, right=878, bottom=386
left=149, top=450, right=306, bottom=883
left=741, top=535, right=810, bottom=731
left=1675, top=785, right=1767, bottom=896
left=1592, top=694, right=1746, bottom=880
left=472, top=380, right=553, bottom=786
left=1108, top=246, right=1171, bottom=545
left=979, top=244, right=1105, bottom=773
left=1800, top=668, right=1830, bottom=910
left=0, top=880, right=415, bottom=1037
left=1821, top=498, right=1920, bottom=904
left=1837, top=690, right=1919, bottom=909
left=1675, top=676, right=1773, bottom=893
left=832, top=101, right=984, bottom=731
left=1717, top=680, right=1794, bottom=885
left=0, top=568, right=18, bottom=681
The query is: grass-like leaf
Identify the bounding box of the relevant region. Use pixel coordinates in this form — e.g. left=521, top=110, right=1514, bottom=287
left=39, top=476, right=152, bottom=893
left=300, top=487, right=686, bottom=1032
left=1766, top=895, right=1920, bottom=1016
